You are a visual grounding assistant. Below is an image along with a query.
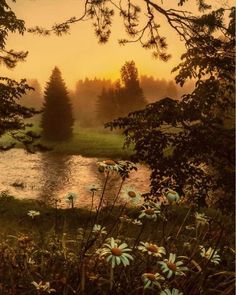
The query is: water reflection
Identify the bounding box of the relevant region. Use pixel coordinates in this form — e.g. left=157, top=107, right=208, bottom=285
left=0, top=149, right=150, bottom=208
left=39, top=153, right=72, bottom=205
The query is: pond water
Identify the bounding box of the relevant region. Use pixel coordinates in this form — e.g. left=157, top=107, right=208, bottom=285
left=0, top=149, right=150, bottom=209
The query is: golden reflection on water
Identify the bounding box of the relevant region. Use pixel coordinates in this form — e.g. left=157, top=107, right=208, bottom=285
left=0, top=149, right=150, bottom=209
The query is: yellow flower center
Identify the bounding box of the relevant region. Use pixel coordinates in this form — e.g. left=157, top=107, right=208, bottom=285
left=111, top=247, right=122, bottom=256
left=146, top=244, right=158, bottom=253
left=128, top=191, right=136, bottom=198
left=144, top=273, right=156, bottom=281
left=167, top=262, right=177, bottom=271
left=104, top=160, right=116, bottom=165
left=145, top=209, right=155, bottom=215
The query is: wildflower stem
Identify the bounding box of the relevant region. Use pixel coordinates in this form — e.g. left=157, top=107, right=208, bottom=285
left=105, top=178, right=125, bottom=221
left=200, top=227, right=224, bottom=287
left=94, top=171, right=110, bottom=225
left=133, top=220, right=146, bottom=250
left=81, top=262, right=85, bottom=293
left=80, top=191, right=95, bottom=257
left=109, top=264, right=114, bottom=291
left=176, top=206, right=192, bottom=238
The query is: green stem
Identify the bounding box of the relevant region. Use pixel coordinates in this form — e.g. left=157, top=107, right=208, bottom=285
left=176, top=206, right=192, bottom=239
left=80, top=191, right=95, bottom=257
left=133, top=220, right=146, bottom=250
left=110, top=265, right=114, bottom=291
left=94, top=172, right=110, bottom=225
left=81, top=262, right=85, bottom=294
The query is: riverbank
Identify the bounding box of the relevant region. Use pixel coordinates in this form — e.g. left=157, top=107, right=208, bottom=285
left=0, top=125, right=133, bottom=159
left=0, top=193, right=234, bottom=241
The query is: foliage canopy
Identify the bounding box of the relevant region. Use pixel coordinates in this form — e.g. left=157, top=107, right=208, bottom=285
left=105, top=6, right=235, bottom=211
left=0, top=0, right=41, bottom=152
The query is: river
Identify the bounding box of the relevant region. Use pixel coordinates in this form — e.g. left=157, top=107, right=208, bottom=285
left=0, top=149, right=150, bottom=208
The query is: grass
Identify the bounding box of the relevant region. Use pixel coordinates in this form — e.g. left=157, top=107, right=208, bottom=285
left=46, top=126, right=133, bottom=158
left=0, top=193, right=235, bottom=294
left=0, top=193, right=234, bottom=250
left=0, top=123, right=133, bottom=158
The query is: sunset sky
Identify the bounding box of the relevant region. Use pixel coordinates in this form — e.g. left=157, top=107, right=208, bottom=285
left=3, top=0, right=233, bottom=89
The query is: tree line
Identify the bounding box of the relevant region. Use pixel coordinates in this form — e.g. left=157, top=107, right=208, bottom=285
left=19, top=61, right=193, bottom=128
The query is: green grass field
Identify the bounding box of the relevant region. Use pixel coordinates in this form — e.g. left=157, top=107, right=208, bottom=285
left=0, top=123, right=133, bottom=159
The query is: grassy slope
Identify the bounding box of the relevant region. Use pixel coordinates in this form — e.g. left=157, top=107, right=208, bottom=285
left=0, top=123, right=133, bottom=159
left=46, top=127, right=133, bottom=158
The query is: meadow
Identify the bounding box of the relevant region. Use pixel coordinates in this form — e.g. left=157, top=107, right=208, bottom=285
left=0, top=123, right=133, bottom=159
left=0, top=161, right=234, bottom=295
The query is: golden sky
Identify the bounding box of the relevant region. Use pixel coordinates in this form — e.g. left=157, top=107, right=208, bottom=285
left=3, top=0, right=233, bottom=89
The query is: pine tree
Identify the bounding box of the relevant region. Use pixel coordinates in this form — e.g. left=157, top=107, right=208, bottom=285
left=41, top=67, right=74, bottom=141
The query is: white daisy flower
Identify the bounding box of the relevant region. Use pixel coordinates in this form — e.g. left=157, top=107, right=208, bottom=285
left=99, top=237, right=133, bottom=268
left=121, top=186, right=141, bottom=205
left=185, top=225, right=195, bottom=230
left=159, top=253, right=188, bottom=278
left=65, top=192, right=77, bottom=201
left=139, top=202, right=161, bottom=221
left=195, top=212, right=209, bottom=227
left=97, top=160, right=123, bottom=174
left=31, top=281, right=55, bottom=293
left=65, top=192, right=77, bottom=208
left=87, top=184, right=101, bottom=193
left=199, top=246, right=221, bottom=265
left=92, top=224, right=107, bottom=235
left=142, top=272, right=165, bottom=289
left=138, top=241, right=166, bottom=258
left=160, top=288, right=183, bottom=295
left=119, top=215, right=132, bottom=223
left=163, top=188, right=180, bottom=203
left=132, top=219, right=142, bottom=225
left=27, top=210, right=40, bottom=219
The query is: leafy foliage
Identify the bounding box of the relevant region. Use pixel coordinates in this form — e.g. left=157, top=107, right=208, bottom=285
left=106, top=8, right=235, bottom=212
left=28, top=0, right=222, bottom=61
left=0, top=1, right=40, bottom=151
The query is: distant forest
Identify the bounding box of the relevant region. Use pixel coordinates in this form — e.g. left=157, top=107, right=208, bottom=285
left=20, top=75, right=194, bottom=127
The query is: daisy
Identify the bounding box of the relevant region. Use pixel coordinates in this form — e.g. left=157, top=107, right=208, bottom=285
left=159, top=253, right=188, bottom=278
left=31, top=281, right=55, bottom=293
left=92, top=224, right=107, bottom=235
left=163, top=188, right=180, bottom=203
left=65, top=192, right=77, bottom=202
left=199, top=246, right=221, bottom=265
left=139, top=202, right=161, bottom=221
left=142, top=272, right=165, bottom=289
left=185, top=225, right=195, bottom=231
left=160, top=288, right=183, bottom=295
left=132, top=219, right=142, bottom=225
left=99, top=237, right=133, bottom=268
left=27, top=210, right=40, bottom=218
left=121, top=186, right=141, bottom=205
left=97, top=160, right=123, bottom=174
left=87, top=184, right=101, bottom=193
left=119, top=215, right=132, bottom=223
left=195, top=212, right=209, bottom=227
left=138, top=241, right=166, bottom=258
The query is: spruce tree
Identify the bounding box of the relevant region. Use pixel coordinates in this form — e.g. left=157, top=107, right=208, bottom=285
left=41, top=67, right=74, bottom=141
